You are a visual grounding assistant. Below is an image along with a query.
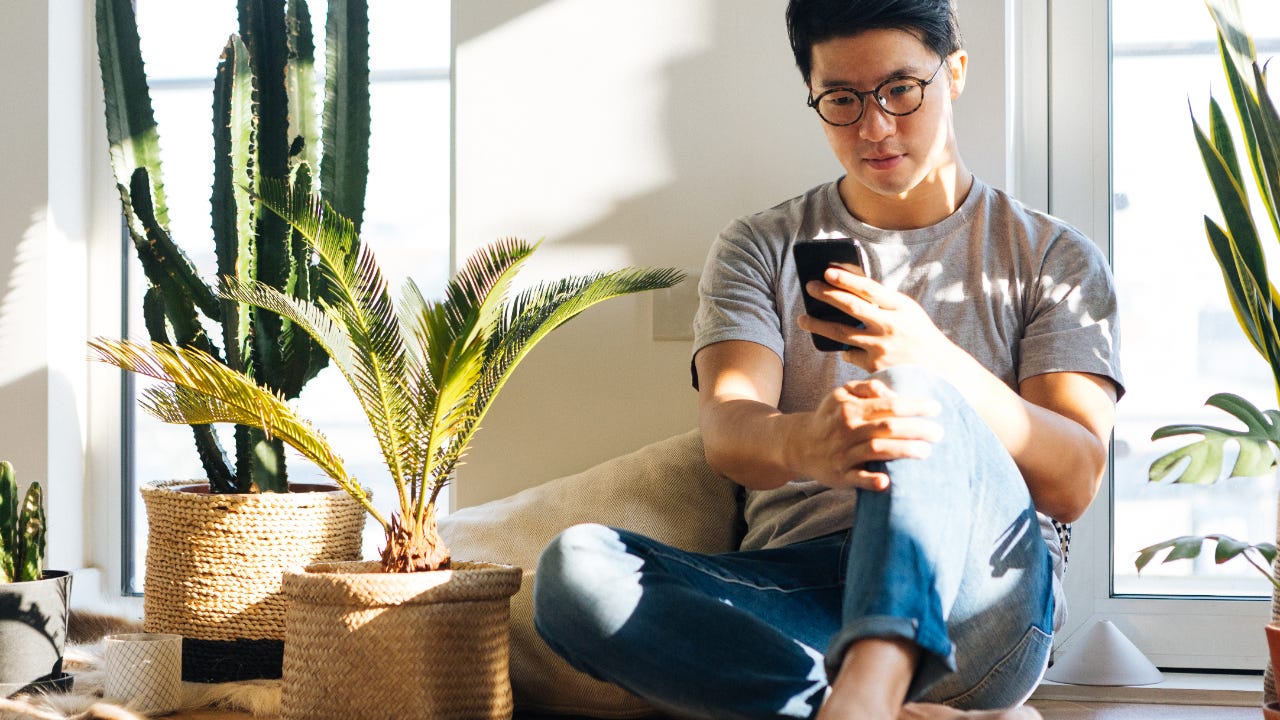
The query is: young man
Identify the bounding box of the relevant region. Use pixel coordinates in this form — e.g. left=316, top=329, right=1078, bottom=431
left=533, top=1, right=1122, bottom=719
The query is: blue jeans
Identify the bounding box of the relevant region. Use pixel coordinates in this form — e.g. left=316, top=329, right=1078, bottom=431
left=533, top=365, right=1055, bottom=720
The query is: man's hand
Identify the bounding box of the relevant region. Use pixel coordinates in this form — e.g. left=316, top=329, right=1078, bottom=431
left=789, top=378, right=943, bottom=491
left=797, top=267, right=958, bottom=373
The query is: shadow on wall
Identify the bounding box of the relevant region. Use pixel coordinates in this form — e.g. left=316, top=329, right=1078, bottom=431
left=454, top=1, right=841, bottom=504
left=0, top=208, right=52, bottom=482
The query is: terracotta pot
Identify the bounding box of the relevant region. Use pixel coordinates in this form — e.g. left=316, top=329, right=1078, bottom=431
left=1267, top=623, right=1280, bottom=711
left=280, top=560, right=522, bottom=720
left=140, top=481, right=365, bottom=682
left=1264, top=700, right=1280, bottom=720
left=1268, top=624, right=1280, bottom=680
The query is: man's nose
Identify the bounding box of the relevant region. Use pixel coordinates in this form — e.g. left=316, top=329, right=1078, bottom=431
left=858, top=102, right=895, bottom=141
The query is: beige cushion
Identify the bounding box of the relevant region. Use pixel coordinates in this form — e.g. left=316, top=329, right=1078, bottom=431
left=439, top=428, right=741, bottom=718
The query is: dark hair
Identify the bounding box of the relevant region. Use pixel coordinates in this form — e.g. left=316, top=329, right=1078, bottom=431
left=786, top=0, right=963, bottom=83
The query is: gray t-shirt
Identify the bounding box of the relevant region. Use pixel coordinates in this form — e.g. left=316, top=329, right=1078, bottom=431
left=692, top=177, right=1123, bottom=628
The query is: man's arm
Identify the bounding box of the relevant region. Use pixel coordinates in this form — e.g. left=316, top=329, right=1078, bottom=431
left=695, top=340, right=944, bottom=493
left=910, top=340, right=1116, bottom=523
left=799, top=266, right=1118, bottom=523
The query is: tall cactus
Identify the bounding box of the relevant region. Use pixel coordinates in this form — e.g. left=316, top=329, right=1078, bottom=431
left=96, top=0, right=371, bottom=492
left=0, top=461, right=45, bottom=583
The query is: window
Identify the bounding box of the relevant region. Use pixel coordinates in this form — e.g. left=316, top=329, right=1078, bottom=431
left=1048, top=0, right=1278, bottom=669
left=123, top=1, right=451, bottom=593
left=1110, top=1, right=1280, bottom=600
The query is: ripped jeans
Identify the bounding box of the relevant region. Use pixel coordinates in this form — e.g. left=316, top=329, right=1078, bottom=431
left=532, top=365, right=1055, bottom=720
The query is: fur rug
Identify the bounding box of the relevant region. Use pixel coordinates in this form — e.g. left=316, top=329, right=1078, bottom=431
left=2, top=611, right=281, bottom=720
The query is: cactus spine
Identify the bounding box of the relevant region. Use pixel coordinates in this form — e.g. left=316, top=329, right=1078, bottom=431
left=96, top=0, right=370, bottom=492
left=0, top=461, right=45, bottom=583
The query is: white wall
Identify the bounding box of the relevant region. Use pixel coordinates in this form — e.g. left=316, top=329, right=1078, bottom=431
left=0, top=1, right=121, bottom=588
left=452, top=0, right=1026, bottom=506
left=0, top=1, right=102, bottom=572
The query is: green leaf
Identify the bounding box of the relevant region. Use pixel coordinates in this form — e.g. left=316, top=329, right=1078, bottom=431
left=90, top=337, right=383, bottom=527
left=1194, top=110, right=1266, bottom=298
left=253, top=181, right=413, bottom=511
left=1203, top=218, right=1268, bottom=357
left=1148, top=393, right=1279, bottom=484
left=1136, top=532, right=1280, bottom=591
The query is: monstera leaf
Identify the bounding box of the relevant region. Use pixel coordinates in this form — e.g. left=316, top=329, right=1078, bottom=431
left=1135, top=533, right=1279, bottom=591
left=1148, top=392, right=1280, bottom=485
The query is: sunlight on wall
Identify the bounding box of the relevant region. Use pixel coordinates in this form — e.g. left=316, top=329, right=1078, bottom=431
left=455, top=0, right=713, bottom=261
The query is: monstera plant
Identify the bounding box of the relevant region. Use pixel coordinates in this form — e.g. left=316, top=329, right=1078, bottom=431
left=92, top=182, right=684, bottom=572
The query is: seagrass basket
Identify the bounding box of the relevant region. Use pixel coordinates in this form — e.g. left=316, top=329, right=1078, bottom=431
left=140, top=480, right=365, bottom=682
left=280, top=560, right=522, bottom=720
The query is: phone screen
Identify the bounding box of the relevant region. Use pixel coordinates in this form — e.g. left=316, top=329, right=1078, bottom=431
left=792, top=240, right=868, bottom=352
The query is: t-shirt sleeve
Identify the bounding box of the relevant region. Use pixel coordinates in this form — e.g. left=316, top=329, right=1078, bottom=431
left=690, top=219, right=786, bottom=388
left=1018, top=229, right=1125, bottom=398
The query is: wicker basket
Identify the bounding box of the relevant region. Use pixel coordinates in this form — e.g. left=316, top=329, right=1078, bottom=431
left=140, top=481, right=366, bottom=682
left=280, top=560, right=522, bottom=720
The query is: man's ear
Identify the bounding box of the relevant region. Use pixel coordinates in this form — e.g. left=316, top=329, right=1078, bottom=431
left=948, top=50, right=969, bottom=99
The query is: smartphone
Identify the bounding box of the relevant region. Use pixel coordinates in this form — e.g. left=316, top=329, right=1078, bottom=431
left=792, top=239, right=868, bottom=352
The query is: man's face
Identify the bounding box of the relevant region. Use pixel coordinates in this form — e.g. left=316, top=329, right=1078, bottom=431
left=808, top=28, right=965, bottom=203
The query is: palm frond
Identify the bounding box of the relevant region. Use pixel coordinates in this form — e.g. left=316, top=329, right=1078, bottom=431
left=220, top=277, right=353, bottom=370
left=90, top=337, right=383, bottom=526
left=429, top=267, right=684, bottom=508
left=254, top=179, right=415, bottom=510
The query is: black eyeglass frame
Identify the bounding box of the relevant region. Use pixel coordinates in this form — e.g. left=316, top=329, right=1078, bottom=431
left=806, top=57, right=948, bottom=127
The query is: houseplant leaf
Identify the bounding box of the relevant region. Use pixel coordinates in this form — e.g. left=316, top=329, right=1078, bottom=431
left=1149, top=392, right=1279, bottom=484
left=1136, top=533, right=1280, bottom=591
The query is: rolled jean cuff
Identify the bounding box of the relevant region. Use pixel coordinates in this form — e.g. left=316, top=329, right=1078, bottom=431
left=824, top=615, right=958, bottom=699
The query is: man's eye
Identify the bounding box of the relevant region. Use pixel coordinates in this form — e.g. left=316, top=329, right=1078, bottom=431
left=826, top=92, right=858, bottom=106
left=884, top=81, right=916, bottom=97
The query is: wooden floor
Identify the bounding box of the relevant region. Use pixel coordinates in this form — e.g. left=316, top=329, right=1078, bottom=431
left=1033, top=700, right=1257, bottom=719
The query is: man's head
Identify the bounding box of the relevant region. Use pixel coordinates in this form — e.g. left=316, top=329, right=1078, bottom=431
left=786, top=0, right=963, bottom=85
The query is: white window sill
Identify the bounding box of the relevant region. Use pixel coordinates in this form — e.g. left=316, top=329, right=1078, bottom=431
left=1031, top=673, right=1263, bottom=707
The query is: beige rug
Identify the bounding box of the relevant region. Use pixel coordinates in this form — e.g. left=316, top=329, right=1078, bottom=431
left=2, top=613, right=281, bottom=720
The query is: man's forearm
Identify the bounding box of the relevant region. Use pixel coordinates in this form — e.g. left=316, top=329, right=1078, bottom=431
left=699, top=398, right=804, bottom=491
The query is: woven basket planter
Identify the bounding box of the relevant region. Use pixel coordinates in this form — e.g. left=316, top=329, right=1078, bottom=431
left=140, top=481, right=365, bottom=683
left=280, top=560, right=522, bottom=720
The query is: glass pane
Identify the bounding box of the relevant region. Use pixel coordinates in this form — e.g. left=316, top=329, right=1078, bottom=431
left=125, top=1, right=451, bottom=592
left=1111, top=0, right=1280, bottom=597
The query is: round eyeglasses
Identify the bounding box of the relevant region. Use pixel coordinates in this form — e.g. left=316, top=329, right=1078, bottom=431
left=806, top=58, right=947, bottom=127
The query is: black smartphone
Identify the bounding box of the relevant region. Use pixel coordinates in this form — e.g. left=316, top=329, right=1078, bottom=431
left=792, top=239, right=868, bottom=352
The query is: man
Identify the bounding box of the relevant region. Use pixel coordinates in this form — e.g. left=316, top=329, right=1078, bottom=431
left=533, top=1, right=1122, bottom=718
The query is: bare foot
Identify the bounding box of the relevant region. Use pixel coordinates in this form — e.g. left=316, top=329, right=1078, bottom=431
left=900, top=702, right=1043, bottom=720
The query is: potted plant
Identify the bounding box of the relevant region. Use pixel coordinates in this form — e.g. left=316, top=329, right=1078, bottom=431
left=1135, top=1, right=1280, bottom=713
left=95, top=0, right=371, bottom=682
left=0, top=461, right=72, bottom=698
left=90, top=181, right=684, bottom=719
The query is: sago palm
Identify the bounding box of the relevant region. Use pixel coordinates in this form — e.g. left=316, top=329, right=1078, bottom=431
left=92, top=179, right=684, bottom=572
